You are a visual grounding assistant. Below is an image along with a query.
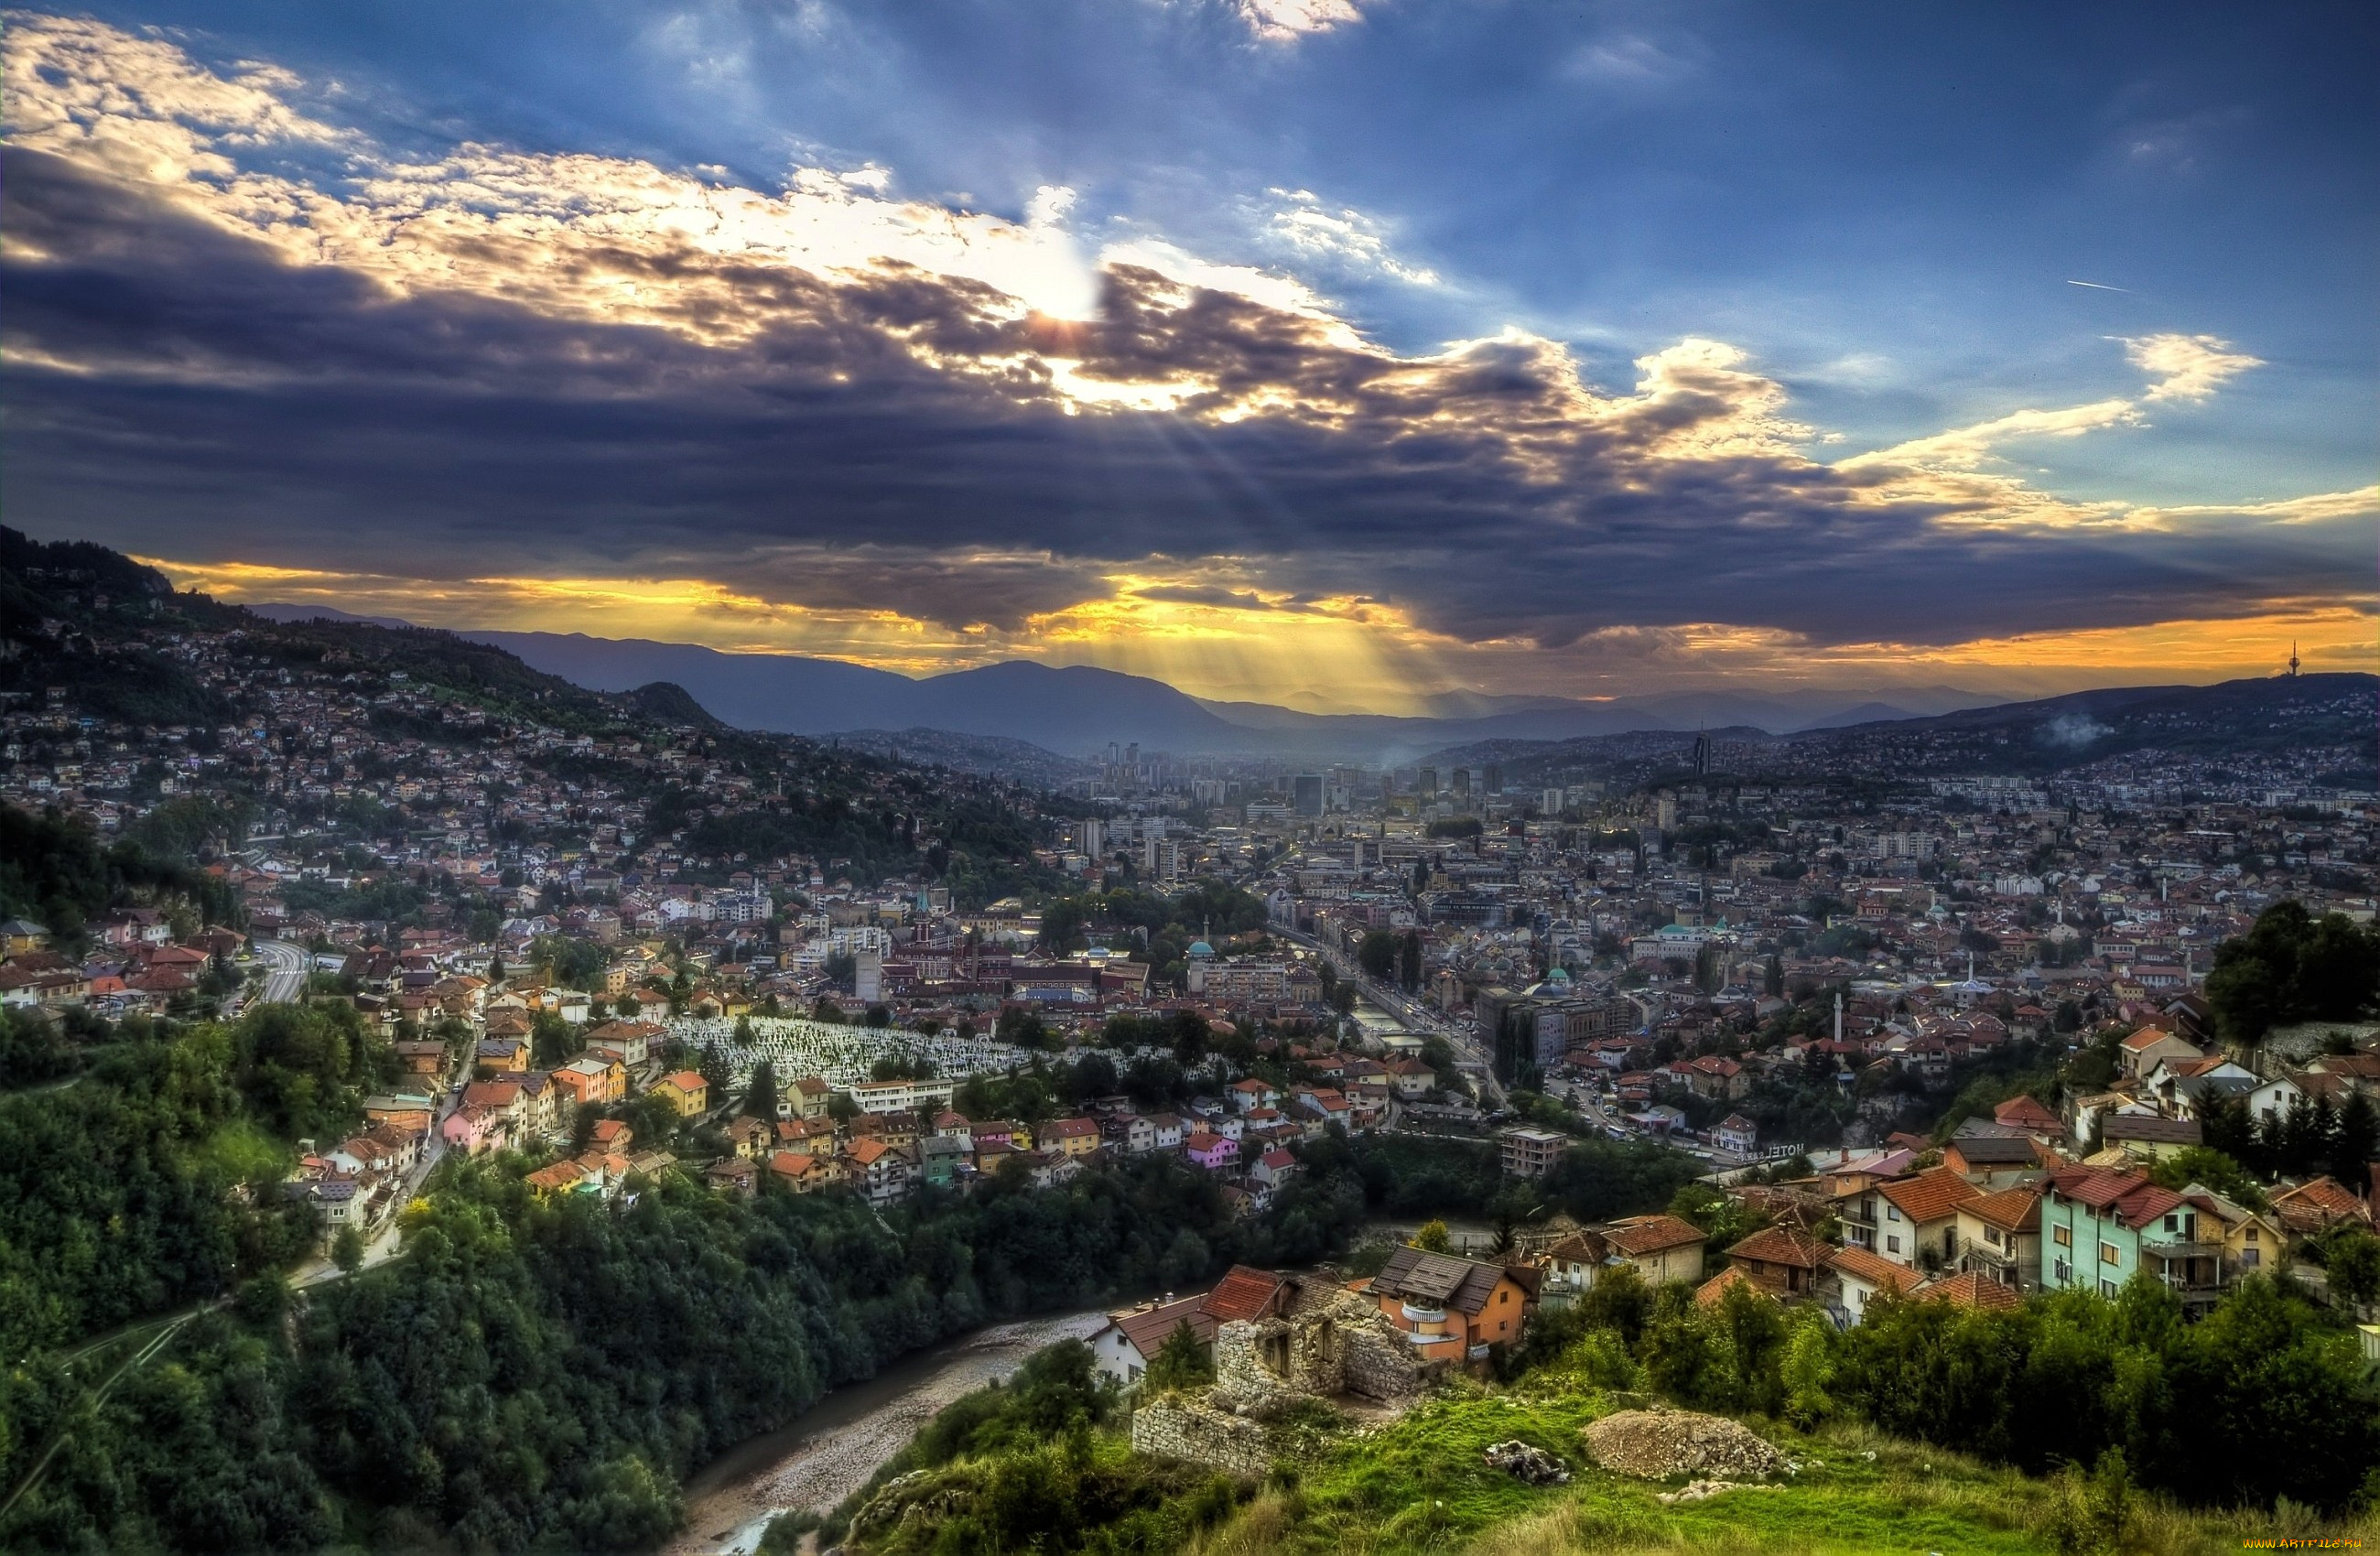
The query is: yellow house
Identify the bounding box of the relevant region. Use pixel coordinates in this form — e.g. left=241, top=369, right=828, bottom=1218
left=1043, top=1118, right=1101, bottom=1158
left=655, top=1070, right=709, bottom=1118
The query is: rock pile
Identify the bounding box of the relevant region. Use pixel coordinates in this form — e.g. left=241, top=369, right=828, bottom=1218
left=1482, top=1440, right=1571, bottom=1486
left=1580, top=1409, right=1787, bottom=1481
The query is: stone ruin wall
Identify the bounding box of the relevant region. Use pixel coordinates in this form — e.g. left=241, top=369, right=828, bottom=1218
left=1132, top=1289, right=1428, bottom=1475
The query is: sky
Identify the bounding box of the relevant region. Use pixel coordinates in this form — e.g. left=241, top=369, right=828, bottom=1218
left=2, top=0, right=2372, bottom=714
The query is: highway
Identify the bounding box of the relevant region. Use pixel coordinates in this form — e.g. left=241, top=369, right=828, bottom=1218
left=250, top=936, right=310, bottom=1003
left=1275, top=924, right=1509, bottom=1110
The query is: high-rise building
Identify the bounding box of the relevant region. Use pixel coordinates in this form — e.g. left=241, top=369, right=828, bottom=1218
left=1484, top=764, right=1504, bottom=795
left=1453, top=767, right=1472, bottom=797
left=1293, top=773, right=1325, bottom=816
left=1080, top=818, right=1104, bottom=861
left=1418, top=767, right=1438, bottom=798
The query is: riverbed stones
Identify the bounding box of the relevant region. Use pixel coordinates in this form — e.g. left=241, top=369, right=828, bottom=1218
left=1581, top=1408, right=1786, bottom=1481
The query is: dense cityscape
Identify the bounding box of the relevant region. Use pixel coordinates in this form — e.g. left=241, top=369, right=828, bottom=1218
left=0, top=535, right=2375, bottom=1552
left=3, top=2, right=2372, bottom=1551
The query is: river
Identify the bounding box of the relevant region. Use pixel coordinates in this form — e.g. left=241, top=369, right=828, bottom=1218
left=668, top=1309, right=1110, bottom=1556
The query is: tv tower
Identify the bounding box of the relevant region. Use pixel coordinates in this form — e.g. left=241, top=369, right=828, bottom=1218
left=2288, top=641, right=2300, bottom=677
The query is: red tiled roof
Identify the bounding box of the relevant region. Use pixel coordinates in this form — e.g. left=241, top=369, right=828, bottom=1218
left=1825, top=1246, right=1925, bottom=1295
left=1725, top=1225, right=1830, bottom=1270
left=1879, top=1165, right=1984, bottom=1224
left=1963, top=1185, right=2044, bottom=1233
left=1916, top=1270, right=2021, bottom=1312
left=1694, top=1266, right=1769, bottom=1309
left=1603, top=1214, right=1706, bottom=1256
left=1201, top=1266, right=1289, bottom=1324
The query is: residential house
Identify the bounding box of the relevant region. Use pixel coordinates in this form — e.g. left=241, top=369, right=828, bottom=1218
left=1942, top=1132, right=2047, bottom=1188
left=769, top=1150, right=833, bottom=1194
left=1185, top=1132, right=1238, bottom=1172
left=654, top=1070, right=709, bottom=1117
left=2271, top=1176, right=2372, bottom=1239
left=1723, top=1226, right=1830, bottom=1298
left=1228, top=1078, right=1282, bottom=1114
left=2099, top=1114, right=2202, bottom=1160
left=1598, top=1214, right=1707, bottom=1284
left=1874, top=1167, right=1984, bottom=1270
left=1712, top=1114, right=1759, bottom=1156
left=1250, top=1148, right=1300, bottom=1192
left=475, top=1036, right=530, bottom=1076
left=844, top=1136, right=911, bottom=1204
left=1953, top=1184, right=2044, bottom=1290
left=553, top=1054, right=626, bottom=1108
left=1364, top=1246, right=1540, bottom=1366
left=2117, top=1027, right=2203, bottom=1080
left=2039, top=1165, right=2224, bottom=1307
left=1825, top=1246, right=1925, bottom=1324
left=706, top=1157, right=759, bottom=1197
left=1090, top=1293, right=1212, bottom=1386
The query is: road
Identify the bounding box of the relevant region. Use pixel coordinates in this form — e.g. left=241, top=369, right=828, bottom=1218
left=1275, top=924, right=1509, bottom=1110
left=250, top=936, right=309, bottom=1003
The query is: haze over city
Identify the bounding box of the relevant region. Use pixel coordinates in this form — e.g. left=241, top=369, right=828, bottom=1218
left=3, top=2, right=2371, bottom=715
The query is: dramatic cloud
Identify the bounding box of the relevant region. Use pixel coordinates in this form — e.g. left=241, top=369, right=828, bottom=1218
left=1235, top=0, right=1366, bottom=44
left=2122, top=331, right=2264, bottom=402
left=1260, top=189, right=1439, bottom=286
left=0, top=14, right=2364, bottom=708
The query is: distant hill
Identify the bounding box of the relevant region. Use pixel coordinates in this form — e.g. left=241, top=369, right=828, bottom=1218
left=1443, top=673, right=2376, bottom=786
left=230, top=612, right=2357, bottom=775
left=460, top=631, right=1255, bottom=753
left=446, top=626, right=2007, bottom=757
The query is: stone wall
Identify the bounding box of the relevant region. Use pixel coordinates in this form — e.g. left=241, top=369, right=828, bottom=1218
left=1130, top=1393, right=1273, bottom=1477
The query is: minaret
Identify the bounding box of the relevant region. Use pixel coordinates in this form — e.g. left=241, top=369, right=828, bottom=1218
left=1833, top=990, right=1843, bottom=1045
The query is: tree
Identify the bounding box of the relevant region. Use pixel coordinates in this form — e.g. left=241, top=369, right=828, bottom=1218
left=1410, top=1218, right=1452, bottom=1253
left=1141, top=1321, right=1213, bottom=1394
left=2326, top=1230, right=2380, bottom=1312
left=1358, top=930, right=1399, bottom=982
left=2332, top=1092, right=2379, bottom=1188
left=331, top=1223, right=366, bottom=1275
left=746, top=1060, right=780, bottom=1120
left=1399, top=931, right=1423, bottom=989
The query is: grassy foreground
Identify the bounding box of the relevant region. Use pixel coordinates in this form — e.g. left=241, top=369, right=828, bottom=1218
left=817, top=1341, right=2380, bottom=1556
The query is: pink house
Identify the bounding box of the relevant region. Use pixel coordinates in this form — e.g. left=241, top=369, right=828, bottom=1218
left=440, top=1104, right=506, bottom=1156
left=1185, top=1132, right=1238, bottom=1172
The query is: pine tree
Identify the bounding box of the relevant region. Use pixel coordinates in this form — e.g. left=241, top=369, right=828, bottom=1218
left=746, top=1059, right=779, bottom=1120
left=2331, top=1092, right=2378, bottom=1190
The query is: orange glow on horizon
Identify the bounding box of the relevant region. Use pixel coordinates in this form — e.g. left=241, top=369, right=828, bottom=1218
left=145, top=555, right=2373, bottom=714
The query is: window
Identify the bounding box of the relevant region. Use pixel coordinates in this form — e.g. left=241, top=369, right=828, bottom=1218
left=2100, top=1279, right=2119, bottom=1298
left=1985, top=1226, right=2002, bottom=1246
left=2100, top=1242, right=2120, bottom=1266
left=2245, top=1226, right=2258, bottom=1241
left=2053, top=1256, right=2072, bottom=1283
left=2242, top=1248, right=2260, bottom=1268
left=1499, top=1291, right=1509, bottom=1303
left=1887, top=1205, right=1902, bottom=1221
left=2163, top=1215, right=2177, bottom=1233
left=1887, top=1235, right=1901, bottom=1254
left=2053, top=1225, right=2072, bottom=1248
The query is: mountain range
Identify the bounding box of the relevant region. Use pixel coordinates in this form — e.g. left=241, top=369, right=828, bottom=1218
left=247, top=607, right=2000, bottom=760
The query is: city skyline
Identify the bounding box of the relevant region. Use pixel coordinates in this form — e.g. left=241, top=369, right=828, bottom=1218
left=3, top=3, right=2371, bottom=714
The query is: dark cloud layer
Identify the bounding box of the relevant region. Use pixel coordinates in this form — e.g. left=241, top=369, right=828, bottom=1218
left=0, top=145, right=2362, bottom=653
